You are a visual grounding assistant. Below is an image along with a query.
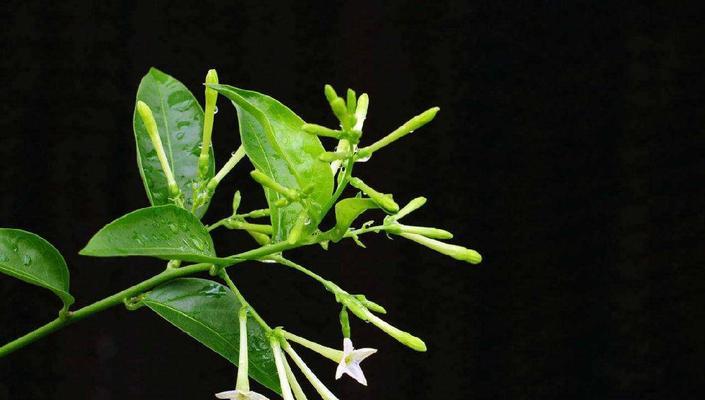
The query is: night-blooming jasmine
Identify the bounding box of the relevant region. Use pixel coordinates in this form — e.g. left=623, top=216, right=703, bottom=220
left=215, top=307, right=270, bottom=400
left=335, top=338, right=377, bottom=386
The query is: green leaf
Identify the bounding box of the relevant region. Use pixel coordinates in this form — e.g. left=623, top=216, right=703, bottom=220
left=0, top=228, right=74, bottom=308
left=331, top=198, right=380, bottom=241
left=143, top=278, right=280, bottom=394
left=210, top=84, right=333, bottom=242
left=134, top=67, right=215, bottom=218
left=80, top=205, right=219, bottom=264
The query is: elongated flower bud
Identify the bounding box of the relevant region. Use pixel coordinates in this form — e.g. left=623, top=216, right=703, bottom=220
left=397, top=225, right=453, bottom=240
left=281, top=330, right=343, bottom=363
left=270, top=338, right=295, bottom=400
left=324, top=84, right=337, bottom=104
left=400, top=233, right=482, bottom=264
left=136, top=101, right=180, bottom=199
left=346, top=88, right=357, bottom=114
left=354, top=93, right=369, bottom=131
left=358, top=106, right=440, bottom=157
left=394, top=197, right=427, bottom=220
left=330, top=98, right=348, bottom=125
left=232, top=190, right=242, bottom=214
left=250, top=170, right=300, bottom=201
left=287, top=211, right=308, bottom=244
left=354, top=295, right=387, bottom=314
left=349, top=177, right=399, bottom=213
left=319, top=151, right=352, bottom=162
left=199, top=69, right=219, bottom=179
left=364, top=309, right=427, bottom=352
left=340, top=307, right=351, bottom=338
left=236, top=307, right=250, bottom=392
left=283, top=343, right=339, bottom=400
left=302, top=123, right=342, bottom=139
left=281, top=355, right=308, bottom=400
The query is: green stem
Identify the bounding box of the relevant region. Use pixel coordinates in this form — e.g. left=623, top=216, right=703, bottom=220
left=0, top=263, right=212, bottom=358
left=317, top=157, right=354, bottom=225
left=269, top=256, right=338, bottom=293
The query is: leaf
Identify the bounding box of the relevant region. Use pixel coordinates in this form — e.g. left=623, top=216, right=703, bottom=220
left=330, top=198, right=380, bottom=241
left=210, top=84, right=333, bottom=242
left=0, top=228, right=74, bottom=308
left=143, top=278, right=280, bottom=394
left=134, top=67, right=215, bottom=218
left=80, top=205, right=219, bottom=264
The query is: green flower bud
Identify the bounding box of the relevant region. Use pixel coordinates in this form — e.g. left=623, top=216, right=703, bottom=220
left=397, top=225, right=453, bottom=239
left=136, top=101, right=180, bottom=199
left=302, top=123, right=342, bottom=139
left=400, top=233, right=482, bottom=264
left=250, top=170, right=300, bottom=201
left=340, top=307, right=351, bottom=338
left=346, top=88, right=357, bottom=114
left=354, top=295, right=387, bottom=314
left=394, top=197, right=427, bottom=220
left=349, top=177, right=399, bottom=213
left=364, top=309, right=426, bottom=352
left=324, top=84, right=338, bottom=104
left=231, top=190, right=242, bottom=214
left=330, top=98, right=348, bottom=124
left=319, top=151, right=352, bottom=162
left=287, top=211, right=309, bottom=244
left=199, top=69, right=219, bottom=180
left=354, top=93, right=369, bottom=131
left=358, top=106, right=440, bottom=156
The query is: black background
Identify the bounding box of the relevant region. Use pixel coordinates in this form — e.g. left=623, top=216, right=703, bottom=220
left=1, top=1, right=704, bottom=399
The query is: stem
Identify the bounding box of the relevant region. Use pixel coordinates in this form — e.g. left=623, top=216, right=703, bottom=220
left=269, top=256, right=338, bottom=293
left=317, top=157, right=354, bottom=225
left=0, top=263, right=212, bottom=358
left=211, top=145, right=246, bottom=186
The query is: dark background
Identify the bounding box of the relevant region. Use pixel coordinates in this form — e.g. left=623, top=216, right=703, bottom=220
left=1, top=1, right=703, bottom=399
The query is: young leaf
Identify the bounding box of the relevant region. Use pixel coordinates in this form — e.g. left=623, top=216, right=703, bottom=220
left=330, top=198, right=380, bottom=241
left=209, top=84, right=333, bottom=242
left=143, top=278, right=280, bottom=394
left=0, top=228, right=74, bottom=308
left=134, top=67, right=215, bottom=218
left=80, top=205, right=218, bottom=264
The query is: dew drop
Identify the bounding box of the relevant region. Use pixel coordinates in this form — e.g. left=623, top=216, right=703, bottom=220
left=213, top=106, right=218, bottom=114
left=176, top=131, right=185, bottom=140
left=168, top=223, right=179, bottom=233
left=304, top=218, right=311, bottom=226
left=22, top=254, right=32, bottom=266
left=0, top=254, right=8, bottom=262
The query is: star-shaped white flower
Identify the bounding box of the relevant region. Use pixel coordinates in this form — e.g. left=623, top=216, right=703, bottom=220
left=215, top=389, right=269, bottom=400
left=335, top=338, right=377, bottom=386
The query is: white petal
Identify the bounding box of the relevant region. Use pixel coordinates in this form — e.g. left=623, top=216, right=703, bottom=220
left=245, top=391, right=271, bottom=400
left=215, top=390, right=239, bottom=399
left=335, top=360, right=346, bottom=379
left=343, top=338, right=354, bottom=354
left=344, top=362, right=368, bottom=386
left=350, top=347, right=377, bottom=362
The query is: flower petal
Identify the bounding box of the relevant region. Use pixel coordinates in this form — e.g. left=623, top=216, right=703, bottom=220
left=344, top=362, right=368, bottom=386
left=351, top=347, right=377, bottom=363
left=343, top=338, right=354, bottom=354
left=215, top=390, right=239, bottom=399
left=335, top=360, right=346, bottom=379
left=246, top=391, right=271, bottom=400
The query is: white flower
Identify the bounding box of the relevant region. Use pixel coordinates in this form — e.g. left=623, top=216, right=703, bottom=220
left=335, top=338, right=377, bottom=386
left=215, top=389, right=269, bottom=400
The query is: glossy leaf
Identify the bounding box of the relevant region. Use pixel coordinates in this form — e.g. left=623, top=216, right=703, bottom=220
left=0, top=228, right=74, bottom=308
left=330, top=198, right=379, bottom=241
left=134, top=67, right=215, bottom=218
left=80, top=205, right=219, bottom=264
left=210, top=84, right=333, bottom=241
left=144, top=278, right=280, bottom=394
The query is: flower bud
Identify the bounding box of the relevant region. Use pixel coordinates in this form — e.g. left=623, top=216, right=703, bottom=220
left=319, top=151, right=352, bottom=162
left=394, top=197, right=427, bottom=220
left=400, top=233, right=482, bottom=264
left=354, top=295, right=387, bottom=314
left=231, top=190, right=242, bottom=214
left=353, top=93, right=369, bottom=131
left=302, top=123, right=342, bottom=139
left=330, top=98, right=348, bottom=124
left=287, top=211, right=308, bottom=244
left=340, top=307, right=351, bottom=338
left=250, top=170, right=300, bottom=201
left=364, top=309, right=427, bottom=352
left=136, top=100, right=180, bottom=198
left=199, top=69, right=219, bottom=179
left=346, top=88, right=357, bottom=114
left=324, top=84, right=338, bottom=104
left=397, top=225, right=453, bottom=239
left=349, top=177, right=399, bottom=213
left=358, top=106, right=440, bottom=156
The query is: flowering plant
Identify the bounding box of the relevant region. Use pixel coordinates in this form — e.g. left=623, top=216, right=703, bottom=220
left=0, top=68, right=481, bottom=398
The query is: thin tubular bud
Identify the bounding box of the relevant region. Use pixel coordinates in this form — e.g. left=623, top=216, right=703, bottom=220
left=364, top=309, right=427, bottom=352
left=397, top=225, right=453, bottom=240
left=400, top=232, right=482, bottom=264
left=281, top=355, right=308, bottom=400
left=349, top=177, right=399, bottom=213
left=302, top=123, right=342, bottom=139
left=324, top=84, right=338, bottom=104
left=353, top=93, right=369, bottom=131
left=340, top=307, right=351, bottom=338
left=207, top=146, right=246, bottom=192
left=270, top=338, right=295, bottom=400
left=199, top=69, right=219, bottom=179
left=287, top=211, right=308, bottom=244
left=330, top=98, right=348, bottom=125
left=224, top=220, right=273, bottom=235
left=355, top=295, right=387, bottom=314
left=358, top=106, right=440, bottom=156
left=250, top=170, right=300, bottom=201
left=394, top=197, right=427, bottom=220
left=136, top=101, right=179, bottom=197
left=247, top=230, right=271, bottom=246
left=346, top=89, right=356, bottom=114
left=283, top=343, right=339, bottom=400
left=281, top=330, right=343, bottom=363
left=232, top=190, right=242, bottom=214
left=236, top=307, right=250, bottom=392
left=319, top=151, right=352, bottom=162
